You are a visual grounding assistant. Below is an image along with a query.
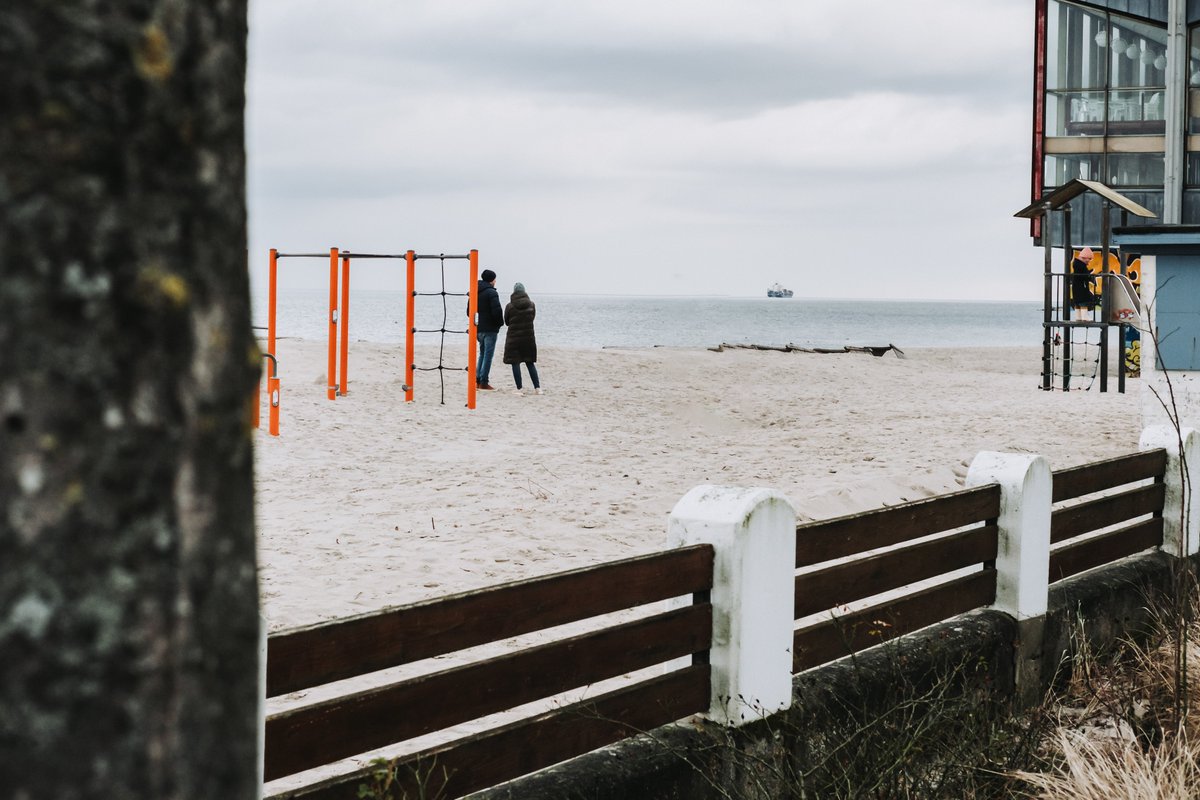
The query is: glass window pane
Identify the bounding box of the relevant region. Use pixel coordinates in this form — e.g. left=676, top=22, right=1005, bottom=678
left=1047, top=0, right=1109, bottom=90
left=1106, top=153, right=1164, bottom=187
left=1107, top=89, right=1166, bottom=135
left=1045, top=153, right=1103, bottom=185
left=1047, top=90, right=1107, bottom=136
left=1187, top=154, right=1200, bottom=187
left=1109, top=16, right=1167, bottom=89
left=1189, top=29, right=1200, bottom=134
left=1182, top=190, right=1200, bottom=222
left=1191, top=28, right=1200, bottom=87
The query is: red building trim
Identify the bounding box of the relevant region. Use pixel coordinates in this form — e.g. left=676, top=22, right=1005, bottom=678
left=1032, top=0, right=1048, bottom=240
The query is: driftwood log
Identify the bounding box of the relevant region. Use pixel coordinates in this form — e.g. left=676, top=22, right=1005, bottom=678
left=708, top=343, right=906, bottom=358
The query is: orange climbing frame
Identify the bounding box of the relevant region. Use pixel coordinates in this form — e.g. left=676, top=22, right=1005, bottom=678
left=264, top=246, right=480, bottom=420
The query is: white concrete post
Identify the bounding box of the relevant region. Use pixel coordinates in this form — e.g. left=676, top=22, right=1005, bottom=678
left=967, top=452, right=1052, bottom=708
left=966, top=452, right=1052, bottom=621
left=1140, top=425, right=1200, bottom=558
left=668, top=485, right=796, bottom=726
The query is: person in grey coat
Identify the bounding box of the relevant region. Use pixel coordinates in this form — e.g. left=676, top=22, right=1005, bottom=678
left=502, top=282, right=541, bottom=394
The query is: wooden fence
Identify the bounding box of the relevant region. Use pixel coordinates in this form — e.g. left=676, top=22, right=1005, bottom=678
left=264, top=545, right=713, bottom=799
left=1049, top=449, right=1167, bottom=582
left=264, top=447, right=1174, bottom=798
left=792, top=485, right=1001, bottom=672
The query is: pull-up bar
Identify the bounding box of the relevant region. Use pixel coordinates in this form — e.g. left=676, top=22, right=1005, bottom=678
left=330, top=249, right=410, bottom=399
left=328, top=252, right=471, bottom=259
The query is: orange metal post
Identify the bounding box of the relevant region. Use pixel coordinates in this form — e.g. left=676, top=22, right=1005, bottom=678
left=405, top=251, right=416, bottom=402
left=268, top=375, right=281, bottom=436
left=467, top=249, right=479, bottom=410
left=339, top=254, right=350, bottom=397
left=261, top=248, right=278, bottom=428
left=327, top=247, right=339, bottom=400
left=260, top=248, right=280, bottom=429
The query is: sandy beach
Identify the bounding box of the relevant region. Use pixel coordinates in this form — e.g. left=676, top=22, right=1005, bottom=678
left=256, top=339, right=1142, bottom=633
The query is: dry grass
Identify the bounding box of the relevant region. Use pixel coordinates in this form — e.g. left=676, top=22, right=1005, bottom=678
left=1013, top=729, right=1200, bottom=799
left=1014, top=614, right=1200, bottom=799
left=1127, top=635, right=1200, bottom=739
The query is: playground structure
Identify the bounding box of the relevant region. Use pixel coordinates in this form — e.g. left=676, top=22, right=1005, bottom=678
left=253, top=247, right=480, bottom=435
left=1014, top=179, right=1152, bottom=392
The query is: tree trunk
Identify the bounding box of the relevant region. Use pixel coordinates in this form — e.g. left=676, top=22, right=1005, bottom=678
left=0, top=2, right=259, bottom=798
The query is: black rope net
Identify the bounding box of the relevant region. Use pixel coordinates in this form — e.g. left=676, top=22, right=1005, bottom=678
left=411, top=255, right=469, bottom=405
left=1048, top=325, right=1102, bottom=391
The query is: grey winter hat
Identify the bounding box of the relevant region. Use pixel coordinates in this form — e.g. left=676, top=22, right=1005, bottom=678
left=513, top=282, right=525, bottom=293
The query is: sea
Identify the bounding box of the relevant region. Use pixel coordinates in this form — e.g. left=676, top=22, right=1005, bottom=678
left=253, top=291, right=1044, bottom=350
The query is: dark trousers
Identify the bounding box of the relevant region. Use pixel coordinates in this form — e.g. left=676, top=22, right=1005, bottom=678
left=511, top=362, right=539, bottom=389
left=476, top=331, right=497, bottom=385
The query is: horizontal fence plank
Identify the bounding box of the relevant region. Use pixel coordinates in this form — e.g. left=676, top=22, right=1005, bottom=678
left=795, top=485, right=1000, bottom=568
left=794, top=525, right=998, bottom=619
left=268, top=544, right=713, bottom=697
left=1049, top=518, right=1164, bottom=583
left=1050, top=483, right=1165, bottom=544
left=267, top=665, right=712, bottom=800
left=265, top=604, right=712, bottom=781
left=792, top=569, right=997, bottom=673
left=1052, top=449, right=1166, bottom=503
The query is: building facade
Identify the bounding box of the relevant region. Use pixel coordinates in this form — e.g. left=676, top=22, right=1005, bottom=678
left=1033, top=0, right=1200, bottom=244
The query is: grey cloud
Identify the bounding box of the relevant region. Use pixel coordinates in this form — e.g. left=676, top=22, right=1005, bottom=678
left=253, top=159, right=597, bottom=201
left=400, top=42, right=1026, bottom=113
left=254, top=30, right=1026, bottom=118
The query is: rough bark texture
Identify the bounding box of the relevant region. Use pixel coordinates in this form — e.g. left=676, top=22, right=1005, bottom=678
left=0, top=2, right=258, bottom=798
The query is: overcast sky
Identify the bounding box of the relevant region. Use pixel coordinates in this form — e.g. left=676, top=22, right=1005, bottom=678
left=246, top=0, right=1041, bottom=300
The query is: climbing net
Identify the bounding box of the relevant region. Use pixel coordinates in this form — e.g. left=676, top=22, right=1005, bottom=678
left=405, top=251, right=479, bottom=407
left=1048, top=325, right=1102, bottom=391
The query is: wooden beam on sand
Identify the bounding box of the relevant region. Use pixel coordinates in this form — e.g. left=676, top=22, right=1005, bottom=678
left=709, top=343, right=905, bottom=358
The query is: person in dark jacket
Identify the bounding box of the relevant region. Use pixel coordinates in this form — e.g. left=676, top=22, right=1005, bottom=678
left=502, top=282, right=541, bottom=395
left=1070, top=246, right=1097, bottom=321
left=470, top=268, right=504, bottom=390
